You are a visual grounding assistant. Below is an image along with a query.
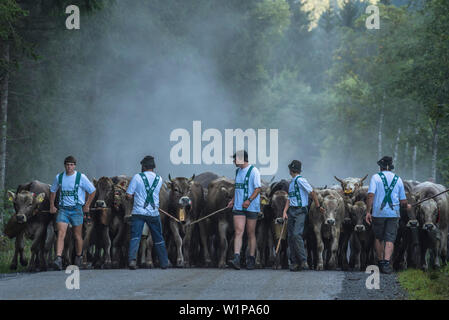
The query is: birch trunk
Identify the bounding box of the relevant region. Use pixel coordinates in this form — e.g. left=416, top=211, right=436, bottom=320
left=393, top=127, right=401, bottom=167
left=431, top=119, right=439, bottom=182
left=378, top=101, right=384, bottom=159
left=0, top=41, right=10, bottom=226
left=412, top=126, right=418, bottom=181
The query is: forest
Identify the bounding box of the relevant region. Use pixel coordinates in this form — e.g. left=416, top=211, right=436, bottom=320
left=0, top=0, right=448, bottom=225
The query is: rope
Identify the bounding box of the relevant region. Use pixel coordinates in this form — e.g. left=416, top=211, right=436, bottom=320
left=275, top=221, right=286, bottom=255
left=187, top=207, right=230, bottom=226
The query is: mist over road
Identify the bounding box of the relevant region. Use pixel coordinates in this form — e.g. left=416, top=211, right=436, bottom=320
left=0, top=268, right=406, bottom=300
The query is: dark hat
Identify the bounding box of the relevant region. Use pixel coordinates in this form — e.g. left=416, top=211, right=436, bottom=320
left=288, top=160, right=302, bottom=173
left=64, top=155, right=77, bottom=164
left=377, top=156, right=394, bottom=170
left=140, top=155, right=156, bottom=169
left=232, top=150, right=248, bottom=162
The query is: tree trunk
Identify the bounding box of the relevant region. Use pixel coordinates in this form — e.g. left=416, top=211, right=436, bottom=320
left=377, top=97, right=385, bottom=159
left=431, top=118, right=439, bottom=182
left=393, top=127, right=401, bottom=167
left=412, top=127, right=418, bottom=181
left=0, top=41, right=10, bottom=226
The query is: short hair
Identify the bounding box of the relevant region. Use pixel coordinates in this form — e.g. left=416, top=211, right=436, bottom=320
left=64, top=155, right=77, bottom=165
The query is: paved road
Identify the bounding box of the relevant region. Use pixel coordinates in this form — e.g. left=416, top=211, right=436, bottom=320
left=0, top=268, right=407, bottom=300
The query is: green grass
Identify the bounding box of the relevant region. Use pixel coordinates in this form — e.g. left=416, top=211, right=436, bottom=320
left=0, top=234, right=31, bottom=274
left=398, top=265, right=449, bottom=300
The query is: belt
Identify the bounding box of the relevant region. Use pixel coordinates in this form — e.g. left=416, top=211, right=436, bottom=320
left=290, top=206, right=306, bottom=209
left=60, top=205, right=81, bottom=211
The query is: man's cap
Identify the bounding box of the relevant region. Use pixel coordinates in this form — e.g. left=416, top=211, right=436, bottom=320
left=288, top=160, right=302, bottom=172
left=64, top=155, right=77, bottom=165
left=377, top=156, right=394, bottom=170
left=232, top=150, right=248, bottom=162
left=140, top=155, right=156, bottom=169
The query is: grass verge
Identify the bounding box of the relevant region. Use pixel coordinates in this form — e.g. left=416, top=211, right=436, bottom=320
left=398, top=265, right=449, bottom=300
left=0, top=234, right=31, bottom=274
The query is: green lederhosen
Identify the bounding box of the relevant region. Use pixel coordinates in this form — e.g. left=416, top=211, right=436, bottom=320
left=378, top=172, right=399, bottom=210
left=235, top=165, right=254, bottom=211
left=58, top=172, right=81, bottom=207
left=139, top=173, right=160, bottom=209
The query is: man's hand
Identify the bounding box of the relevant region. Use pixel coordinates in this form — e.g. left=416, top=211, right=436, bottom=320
left=282, top=210, right=288, bottom=221
left=318, top=206, right=325, bottom=214
left=242, top=200, right=251, bottom=209
left=50, top=205, right=57, bottom=214
left=227, top=199, right=234, bottom=208
left=82, top=204, right=90, bottom=214
left=365, top=212, right=372, bottom=225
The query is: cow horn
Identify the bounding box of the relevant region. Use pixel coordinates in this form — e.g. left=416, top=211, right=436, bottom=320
left=189, top=174, right=195, bottom=182
left=334, top=176, right=343, bottom=184
left=168, top=174, right=173, bottom=182
left=269, top=175, right=275, bottom=183
left=360, top=174, right=368, bottom=184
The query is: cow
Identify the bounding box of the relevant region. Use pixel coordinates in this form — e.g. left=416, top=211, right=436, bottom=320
left=334, top=175, right=368, bottom=197
left=347, top=201, right=375, bottom=271
left=308, top=189, right=345, bottom=270
left=412, top=181, right=449, bottom=270
left=392, top=180, right=420, bottom=270
left=165, top=174, right=204, bottom=267
left=5, top=181, right=55, bottom=272
left=194, top=172, right=220, bottom=193
left=199, top=177, right=234, bottom=268
left=269, top=190, right=289, bottom=269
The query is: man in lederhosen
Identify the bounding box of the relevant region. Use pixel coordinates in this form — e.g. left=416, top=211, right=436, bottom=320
left=227, top=150, right=261, bottom=270
left=282, top=160, right=323, bottom=271
left=50, top=156, right=96, bottom=270
left=126, top=155, right=169, bottom=270
left=365, top=156, right=408, bottom=274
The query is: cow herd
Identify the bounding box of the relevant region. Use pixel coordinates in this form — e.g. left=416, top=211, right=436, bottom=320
left=3, top=172, right=449, bottom=273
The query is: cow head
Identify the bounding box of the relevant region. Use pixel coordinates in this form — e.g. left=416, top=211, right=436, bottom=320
left=94, top=177, right=114, bottom=209
left=347, top=201, right=368, bottom=232
left=401, top=194, right=419, bottom=228
left=415, top=195, right=439, bottom=232
left=334, top=175, right=368, bottom=197
left=166, top=174, right=196, bottom=224
left=317, top=191, right=341, bottom=226
left=8, top=190, right=45, bottom=224
left=113, top=180, right=133, bottom=222
left=271, top=190, right=288, bottom=220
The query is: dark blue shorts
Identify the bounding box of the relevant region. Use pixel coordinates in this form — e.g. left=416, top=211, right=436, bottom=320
left=56, top=205, right=84, bottom=227
left=233, top=210, right=258, bottom=220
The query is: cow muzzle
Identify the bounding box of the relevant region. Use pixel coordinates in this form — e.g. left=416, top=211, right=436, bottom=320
left=424, top=223, right=436, bottom=231
left=16, top=214, right=27, bottom=224
left=179, top=196, right=192, bottom=207
left=325, top=218, right=335, bottom=226
left=95, top=200, right=107, bottom=208
left=406, top=219, right=419, bottom=228
left=354, top=224, right=365, bottom=232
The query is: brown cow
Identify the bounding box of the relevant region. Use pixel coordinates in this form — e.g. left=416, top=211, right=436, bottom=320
left=199, top=177, right=234, bottom=268
left=6, top=181, right=55, bottom=271
left=308, top=189, right=345, bottom=270
left=412, top=182, right=448, bottom=270
left=270, top=190, right=289, bottom=269
left=165, top=174, right=204, bottom=267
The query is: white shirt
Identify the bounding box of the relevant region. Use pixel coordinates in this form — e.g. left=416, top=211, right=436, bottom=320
left=368, top=171, right=406, bottom=218
left=233, top=165, right=261, bottom=212
left=50, top=171, right=96, bottom=206
left=127, top=171, right=163, bottom=216
left=288, top=175, right=313, bottom=207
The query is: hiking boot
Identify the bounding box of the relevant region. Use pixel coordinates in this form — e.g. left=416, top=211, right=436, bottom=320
left=381, top=260, right=393, bottom=274
left=74, top=255, right=82, bottom=268
left=128, top=260, right=137, bottom=270
left=299, top=261, right=309, bottom=271
left=289, top=263, right=300, bottom=272
left=52, top=256, right=63, bottom=271
left=246, top=256, right=256, bottom=270
left=229, top=254, right=240, bottom=270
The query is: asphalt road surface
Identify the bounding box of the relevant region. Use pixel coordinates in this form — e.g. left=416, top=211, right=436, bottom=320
left=0, top=268, right=407, bottom=300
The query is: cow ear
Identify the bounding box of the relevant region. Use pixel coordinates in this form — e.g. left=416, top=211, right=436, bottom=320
left=93, top=178, right=98, bottom=187
left=119, top=180, right=128, bottom=188
left=164, top=181, right=172, bottom=189
left=360, top=174, right=368, bottom=185
left=7, top=190, right=15, bottom=202
left=35, top=193, right=45, bottom=204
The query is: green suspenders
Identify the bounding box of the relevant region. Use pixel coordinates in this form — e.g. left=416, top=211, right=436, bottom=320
left=139, top=173, right=160, bottom=209
left=58, top=172, right=81, bottom=207
left=288, top=176, right=303, bottom=207
left=378, top=172, right=399, bottom=210
left=235, top=165, right=254, bottom=211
